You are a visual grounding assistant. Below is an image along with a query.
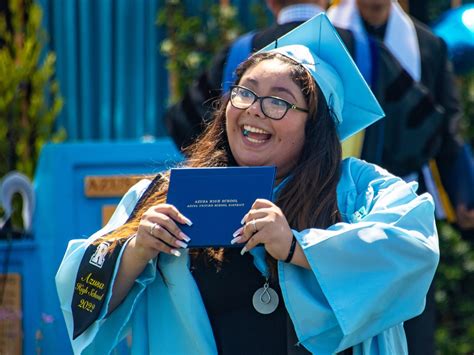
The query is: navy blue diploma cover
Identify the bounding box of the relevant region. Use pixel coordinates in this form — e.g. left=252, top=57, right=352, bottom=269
left=166, top=166, right=276, bottom=247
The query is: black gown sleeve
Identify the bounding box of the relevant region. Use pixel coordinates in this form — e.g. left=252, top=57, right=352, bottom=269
left=432, top=36, right=464, bottom=167
left=164, top=46, right=230, bottom=150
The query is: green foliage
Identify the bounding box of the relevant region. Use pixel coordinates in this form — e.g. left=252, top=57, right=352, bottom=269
left=250, top=2, right=271, bottom=30
left=157, top=0, right=243, bottom=104
left=459, top=74, right=474, bottom=144
left=0, top=0, right=64, bottom=180
left=435, top=222, right=474, bottom=354
left=0, top=0, right=64, bottom=229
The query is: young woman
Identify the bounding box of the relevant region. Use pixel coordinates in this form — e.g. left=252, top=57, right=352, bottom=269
left=56, top=15, right=438, bottom=354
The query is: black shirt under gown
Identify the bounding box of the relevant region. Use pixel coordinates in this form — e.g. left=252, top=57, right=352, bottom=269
left=191, top=248, right=352, bottom=355
left=191, top=248, right=304, bottom=355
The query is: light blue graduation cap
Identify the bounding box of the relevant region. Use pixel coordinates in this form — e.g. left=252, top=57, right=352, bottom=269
left=258, top=13, right=384, bottom=141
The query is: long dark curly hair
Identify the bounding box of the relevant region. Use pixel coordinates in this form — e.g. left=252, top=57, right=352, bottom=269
left=101, top=52, right=342, bottom=277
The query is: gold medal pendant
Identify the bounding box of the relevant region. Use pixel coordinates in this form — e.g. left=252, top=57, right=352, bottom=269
left=252, top=281, right=279, bottom=314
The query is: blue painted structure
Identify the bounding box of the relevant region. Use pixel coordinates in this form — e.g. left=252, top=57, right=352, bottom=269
left=30, top=139, right=182, bottom=354
left=36, top=0, right=271, bottom=141
left=38, top=0, right=169, bottom=141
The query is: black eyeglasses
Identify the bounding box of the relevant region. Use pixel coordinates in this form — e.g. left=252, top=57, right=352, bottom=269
left=229, top=85, right=308, bottom=120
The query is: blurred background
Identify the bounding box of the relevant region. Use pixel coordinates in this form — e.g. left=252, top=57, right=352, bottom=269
left=0, top=0, right=473, bottom=353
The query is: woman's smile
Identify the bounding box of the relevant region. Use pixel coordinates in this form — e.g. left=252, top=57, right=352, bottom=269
left=241, top=124, right=272, bottom=145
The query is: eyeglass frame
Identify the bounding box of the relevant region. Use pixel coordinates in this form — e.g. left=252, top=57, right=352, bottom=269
left=229, top=85, right=309, bottom=120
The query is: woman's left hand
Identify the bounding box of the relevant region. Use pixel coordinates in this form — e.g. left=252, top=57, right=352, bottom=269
left=233, top=199, right=293, bottom=261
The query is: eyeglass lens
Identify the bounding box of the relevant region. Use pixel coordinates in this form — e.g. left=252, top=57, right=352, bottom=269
left=231, top=86, right=288, bottom=119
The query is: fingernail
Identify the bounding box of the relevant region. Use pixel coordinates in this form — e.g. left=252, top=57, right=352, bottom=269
left=240, top=246, right=247, bottom=256
left=179, top=232, right=191, bottom=242
left=232, top=227, right=243, bottom=238
left=175, top=240, right=188, bottom=249
left=240, top=215, right=246, bottom=225
left=182, top=216, right=193, bottom=226
left=170, top=249, right=181, bottom=257
left=231, top=236, right=242, bottom=245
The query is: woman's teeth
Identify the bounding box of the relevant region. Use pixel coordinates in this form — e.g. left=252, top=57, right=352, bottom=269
left=242, top=125, right=271, bottom=144
left=246, top=136, right=266, bottom=143
left=243, top=125, right=270, bottom=134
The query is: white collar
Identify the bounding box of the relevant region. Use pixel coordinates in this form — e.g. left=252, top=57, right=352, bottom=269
left=277, top=4, right=325, bottom=25
left=327, top=0, right=421, bottom=81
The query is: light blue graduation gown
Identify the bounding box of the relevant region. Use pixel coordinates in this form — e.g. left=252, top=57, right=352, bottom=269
left=56, top=158, right=439, bottom=354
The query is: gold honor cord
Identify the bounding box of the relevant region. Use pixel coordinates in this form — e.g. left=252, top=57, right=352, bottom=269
left=428, top=159, right=456, bottom=223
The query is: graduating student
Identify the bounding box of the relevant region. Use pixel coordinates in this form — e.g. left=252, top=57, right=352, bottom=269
left=56, top=14, right=439, bottom=354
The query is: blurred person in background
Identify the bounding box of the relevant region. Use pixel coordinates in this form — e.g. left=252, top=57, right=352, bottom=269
left=328, top=0, right=474, bottom=353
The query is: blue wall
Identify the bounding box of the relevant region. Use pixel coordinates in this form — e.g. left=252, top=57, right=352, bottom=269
left=38, top=0, right=169, bottom=141
left=37, top=0, right=271, bottom=142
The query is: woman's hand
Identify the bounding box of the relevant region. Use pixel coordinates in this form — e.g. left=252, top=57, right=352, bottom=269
left=134, top=204, right=192, bottom=262
left=456, top=204, right=474, bottom=230
left=233, top=199, right=293, bottom=261
left=109, top=204, right=191, bottom=312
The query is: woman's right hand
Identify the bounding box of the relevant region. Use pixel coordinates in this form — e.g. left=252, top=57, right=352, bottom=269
left=109, top=204, right=192, bottom=312
left=133, top=204, right=192, bottom=262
